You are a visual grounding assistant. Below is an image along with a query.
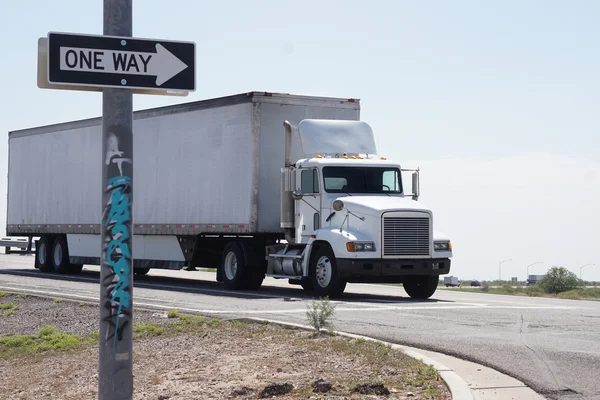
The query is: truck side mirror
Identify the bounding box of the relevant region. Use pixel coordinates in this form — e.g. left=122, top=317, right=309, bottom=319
left=291, top=190, right=304, bottom=201
left=411, top=172, right=420, bottom=200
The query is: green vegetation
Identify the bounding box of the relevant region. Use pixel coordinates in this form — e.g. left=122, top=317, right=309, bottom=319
left=0, top=291, right=9, bottom=298
left=539, top=267, right=582, bottom=293
left=0, top=325, right=92, bottom=358
left=133, top=323, right=165, bottom=337
left=441, top=267, right=600, bottom=300
left=0, top=303, right=19, bottom=310
left=167, top=309, right=179, bottom=318
left=305, top=297, right=337, bottom=333
left=52, top=298, right=62, bottom=303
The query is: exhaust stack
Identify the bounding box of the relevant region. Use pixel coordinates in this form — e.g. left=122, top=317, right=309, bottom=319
left=281, top=121, right=295, bottom=242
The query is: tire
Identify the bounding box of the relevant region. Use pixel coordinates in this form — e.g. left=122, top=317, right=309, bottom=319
left=403, top=276, right=439, bottom=299
left=51, top=236, right=70, bottom=274
left=134, top=267, right=150, bottom=276
left=310, top=245, right=346, bottom=298
left=221, top=242, right=246, bottom=290
left=300, top=280, right=314, bottom=291
left=244, top=269, right=264, bottom=291
left=68, top=264, right=84, bottom=274
left=36, top=236, right=54, bottom=273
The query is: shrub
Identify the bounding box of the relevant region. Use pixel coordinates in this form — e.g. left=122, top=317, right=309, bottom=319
left=306, top=297, right=336, bottom=333
left=539, top=266, right=582, bottom=294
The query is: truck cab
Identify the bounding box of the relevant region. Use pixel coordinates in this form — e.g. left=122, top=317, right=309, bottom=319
left=267, top=119, right=452, bottom=299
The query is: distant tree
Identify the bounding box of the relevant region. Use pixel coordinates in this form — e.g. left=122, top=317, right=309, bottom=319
left=539, top=266, right=582, bottom=294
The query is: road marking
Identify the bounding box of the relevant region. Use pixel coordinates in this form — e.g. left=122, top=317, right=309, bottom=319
left=0, top=285, right=577, bottom=317
left=0, top=268, right=434, bottom=308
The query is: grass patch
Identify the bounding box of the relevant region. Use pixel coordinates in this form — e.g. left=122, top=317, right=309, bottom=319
left=0, top=303, right=19, bottom=310
left=52, top=298, right=62, bottom=303
left=441, top=285, right=600, bottom=300
left=0, top=325, right=89, bottom=358
left=167, top=309, right=179, bottom=318
left=1, top=311, right=14, bottom=317
left=557, top=288, right=600, bottom=300
left=15, top=294, right=25, bottom=299
left=0, top=291, right=9, bottom=298
left=133, top=323, right=165, bottom=338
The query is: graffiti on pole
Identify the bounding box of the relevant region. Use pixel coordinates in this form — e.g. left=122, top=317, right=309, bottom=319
left=102, top=132, right=132, bottom=358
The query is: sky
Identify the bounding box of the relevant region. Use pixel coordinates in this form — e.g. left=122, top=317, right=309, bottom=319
left=1, top=1, right=598, bottom=281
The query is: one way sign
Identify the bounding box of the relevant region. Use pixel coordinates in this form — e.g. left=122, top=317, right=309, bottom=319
left=46, top=32, right=195, bottom=93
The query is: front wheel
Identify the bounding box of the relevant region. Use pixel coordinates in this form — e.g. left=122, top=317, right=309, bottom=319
left=310, top=245, right=346, bottom=298
left=403, top=275, right=439, bottom=299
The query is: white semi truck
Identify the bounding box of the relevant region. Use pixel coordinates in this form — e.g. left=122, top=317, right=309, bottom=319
left=6, top=91, right=452, bottom=299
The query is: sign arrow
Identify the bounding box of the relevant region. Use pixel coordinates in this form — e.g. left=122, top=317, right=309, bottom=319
left=59, top=44, right=188, bottom=86
left=46, top=32, right=196, bottom=93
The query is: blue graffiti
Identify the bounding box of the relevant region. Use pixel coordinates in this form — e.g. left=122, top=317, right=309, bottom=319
left=103, top=174, right=132, bottom=357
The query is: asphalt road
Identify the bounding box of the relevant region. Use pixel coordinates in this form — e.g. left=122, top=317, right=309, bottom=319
left=1, top=254, right=599, bottom=400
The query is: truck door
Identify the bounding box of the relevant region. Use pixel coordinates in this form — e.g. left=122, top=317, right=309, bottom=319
left=295, top=168, right=322, bottom=243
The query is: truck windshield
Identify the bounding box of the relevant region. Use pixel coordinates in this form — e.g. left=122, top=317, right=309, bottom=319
left=322, top=166, right=402, bottom=194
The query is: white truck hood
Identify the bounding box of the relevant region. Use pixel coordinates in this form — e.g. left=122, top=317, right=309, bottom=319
left=333, top=195, right=431, bottom=216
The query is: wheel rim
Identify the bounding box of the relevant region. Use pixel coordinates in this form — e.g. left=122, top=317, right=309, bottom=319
left=224, top=251, right=238, bottom=281
left=53, top=243, right=62, bottom=266
left=315, top=255, right=333, bottom=288
left=39, top=242, right=47, bottom=265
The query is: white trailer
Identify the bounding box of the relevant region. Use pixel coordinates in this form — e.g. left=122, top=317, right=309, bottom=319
left=527, top=274, right=544, bottom=286
left=6, top=91, right=453, bottom=299
left=444, top=276, right=460, bottom=287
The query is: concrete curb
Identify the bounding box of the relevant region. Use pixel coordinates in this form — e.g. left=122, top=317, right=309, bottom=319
left=239, top=316, right=475, bottom=400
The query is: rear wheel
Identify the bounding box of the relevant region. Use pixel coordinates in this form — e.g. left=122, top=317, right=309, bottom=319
left=36, top=236, right=53, bottom=273
left=51, top=236, right=71, bottom=274
left=310, top=245, right=346, bottom=298
left=134, top=267, right=150, bottom=276
left=68, top=264, right=84, bottom=274
left=221, top=242, right=246, bottom=290
left=403, top=276, right=439, bottom=299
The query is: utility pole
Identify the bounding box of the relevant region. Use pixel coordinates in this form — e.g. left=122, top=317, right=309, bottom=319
left=98, top=1, right=134, bottom=399
left=526, top=261, right=542, bottom=278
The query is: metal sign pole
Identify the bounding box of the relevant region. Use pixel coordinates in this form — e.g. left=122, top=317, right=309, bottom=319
left=98, top=0, right=134, bottom=399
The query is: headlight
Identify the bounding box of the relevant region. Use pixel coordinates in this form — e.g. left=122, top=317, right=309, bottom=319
left=346, top=241, right=376, bottom=252
left=434, top=241, right=452, bottom=251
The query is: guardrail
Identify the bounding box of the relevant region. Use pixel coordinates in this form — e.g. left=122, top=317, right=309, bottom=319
left=0, top=237, right=35, bottom=255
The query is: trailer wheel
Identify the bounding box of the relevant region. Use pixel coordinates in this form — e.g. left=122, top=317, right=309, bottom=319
left=403, top=275, right=438, bottom=299
left=310, top=245, right=346, bottom=298
left=51, top=236, right=71, bottom=274
left=221, top=242, right=246, bottom=290
left=68, top=264, right=84, bottom=274
left=244, top=268, right=265, bottom=291
left=35, top=236, right=54, bottom=273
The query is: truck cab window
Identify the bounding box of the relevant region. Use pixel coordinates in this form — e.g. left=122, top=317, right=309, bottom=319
left=382, top=170, right=399, bottom=191
left=301, top=169, right=319, bottom=194
left=322, top=166, right=403, bottom=194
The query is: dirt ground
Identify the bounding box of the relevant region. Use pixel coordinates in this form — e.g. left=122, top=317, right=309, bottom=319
left=0, top=292, right=451, bottom=400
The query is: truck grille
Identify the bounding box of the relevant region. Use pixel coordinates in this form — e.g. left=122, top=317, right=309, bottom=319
left=383, top=216, right=430, bottom=257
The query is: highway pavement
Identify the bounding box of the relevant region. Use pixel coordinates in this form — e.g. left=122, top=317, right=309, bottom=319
left=0, top=254, right=599, bottom=400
